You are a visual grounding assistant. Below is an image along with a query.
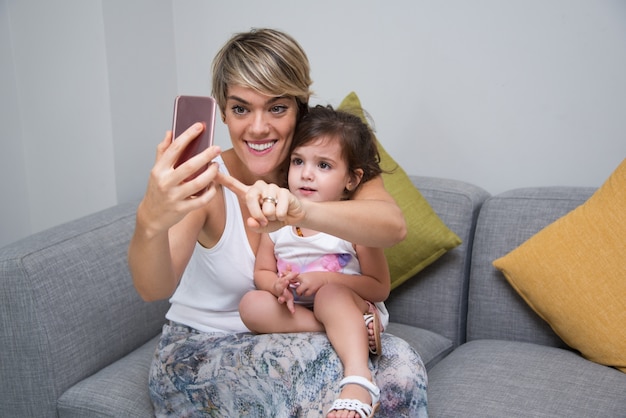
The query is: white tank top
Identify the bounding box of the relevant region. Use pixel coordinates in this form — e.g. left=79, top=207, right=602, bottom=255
left=166, top=156, right=256, bottom=333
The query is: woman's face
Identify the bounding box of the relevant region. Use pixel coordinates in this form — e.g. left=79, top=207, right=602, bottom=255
left=223, top=85, right=298, bottom=181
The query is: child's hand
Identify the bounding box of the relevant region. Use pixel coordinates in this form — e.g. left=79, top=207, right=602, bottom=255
left=271, top=273, right=289, bottom=297
left=274, top=270, right=298, bottom=314
left=290, top=272, right=325, bottom=299
left=277, top=287, right=296, bottom=314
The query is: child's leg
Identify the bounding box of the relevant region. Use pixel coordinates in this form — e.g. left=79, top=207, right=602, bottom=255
left=313, top=284, right=376, bottom=417
left=239, top=289, right=324, bottom=334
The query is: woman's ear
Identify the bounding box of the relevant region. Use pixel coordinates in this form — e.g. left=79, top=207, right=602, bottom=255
left=346, top=168, right=364, bottom=191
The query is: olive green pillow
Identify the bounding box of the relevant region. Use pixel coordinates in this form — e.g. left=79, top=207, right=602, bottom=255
left=493, top=158, right=626, bottom=372
left=338, top=92, right=461, bottom=290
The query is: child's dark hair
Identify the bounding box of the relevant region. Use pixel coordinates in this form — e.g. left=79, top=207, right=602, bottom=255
left=288, top=105, right=382, bottom=195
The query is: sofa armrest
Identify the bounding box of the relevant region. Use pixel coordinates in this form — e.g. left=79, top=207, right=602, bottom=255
left=0, top=200, right=168, bottom=418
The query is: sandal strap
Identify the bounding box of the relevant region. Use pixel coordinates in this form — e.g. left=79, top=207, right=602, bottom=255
left=339, top=375, right=381, bottom=405
left=328, top=398, right=373, bottom=418
left=364, top=301, right=385, bottom=333
left=363, top=313, right=380, bottom=331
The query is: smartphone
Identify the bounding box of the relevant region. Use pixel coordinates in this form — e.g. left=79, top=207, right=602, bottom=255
left=172, top=95, right=217, bottom=175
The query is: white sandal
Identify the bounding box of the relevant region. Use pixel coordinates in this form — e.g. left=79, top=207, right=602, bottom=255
left=327, top=375, right=381, bottom=418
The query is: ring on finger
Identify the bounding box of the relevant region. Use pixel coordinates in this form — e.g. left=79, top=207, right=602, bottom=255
left=262, top=196, right=278, bottom=206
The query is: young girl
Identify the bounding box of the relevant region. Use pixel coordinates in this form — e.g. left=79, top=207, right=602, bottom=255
left=239, top=105, right=390, bottom=418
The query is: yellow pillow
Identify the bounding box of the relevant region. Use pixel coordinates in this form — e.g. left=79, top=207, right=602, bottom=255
left=493, top=158, right=626, bottom=372
left=338, top=92, right=461, bottom=290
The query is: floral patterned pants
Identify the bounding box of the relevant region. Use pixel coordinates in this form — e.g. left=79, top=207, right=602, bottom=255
left=149, top=322, right=428, bottom=417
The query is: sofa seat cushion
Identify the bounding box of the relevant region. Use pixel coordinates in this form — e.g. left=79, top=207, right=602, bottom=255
left=58, top=335, right=159, bottom=417
left=427, top=339, right=626, bottom=418
left=386, top=322, right=453, bottom=370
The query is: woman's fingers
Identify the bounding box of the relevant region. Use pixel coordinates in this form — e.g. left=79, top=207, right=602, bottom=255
left=178, top=160, right=220, bottom=202
left=140, top=128, right=222, bottom=232
left=259, top=183, right=282, bottom=220
left=166, top=122, right=205, bottom=165
left=215, top=173, right=271, bottom=228
left=216, top=175, right=306, bottom=231
left=155, top=130, right=174, bottom=162
left=215, top=171, right=249, bottom=197
left=273, top=187, right=293, bottom=220
left=164, top=123, right=220, bottom=187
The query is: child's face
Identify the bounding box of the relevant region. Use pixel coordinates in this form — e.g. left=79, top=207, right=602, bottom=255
left=288, top=136, right=354, bottom=202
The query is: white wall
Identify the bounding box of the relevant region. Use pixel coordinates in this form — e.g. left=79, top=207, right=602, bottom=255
left=0, top=0, right=176, bottom=248
left=173, top=0, right=626, bottom=192
left=2, top=0, right=117, bottom=248
left=0, top=0, right=30, bottom=245
left=2, top=0, right=625, bottom=248
left=102, top=1, right=178, bottom=203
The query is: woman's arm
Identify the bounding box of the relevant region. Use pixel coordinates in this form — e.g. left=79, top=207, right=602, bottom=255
left=129, top=206, right=207, bottom=302
left=128, top=126, right=221, bottom=301
left=217, top=173, right=406, bottom=248
left=299, top=176, right=406, bottom=248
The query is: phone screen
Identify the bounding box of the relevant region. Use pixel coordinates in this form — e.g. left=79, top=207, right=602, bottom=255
left=172, top=95, right=217, bottom=171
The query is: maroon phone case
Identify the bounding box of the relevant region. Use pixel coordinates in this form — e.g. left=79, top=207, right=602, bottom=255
left=172, top=95, right=217, bottom=174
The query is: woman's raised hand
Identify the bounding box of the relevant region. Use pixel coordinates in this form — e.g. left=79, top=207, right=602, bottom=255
left=216, top=172, right=305, bottom=232
left=138, top=123, right=221, bottom=234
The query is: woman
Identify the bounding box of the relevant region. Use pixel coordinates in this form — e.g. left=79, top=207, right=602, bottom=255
left=128, top=28, right=427, bottom=417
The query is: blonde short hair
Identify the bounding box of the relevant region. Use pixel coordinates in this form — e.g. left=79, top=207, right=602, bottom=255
left=211, top=28, right=312, bottom=116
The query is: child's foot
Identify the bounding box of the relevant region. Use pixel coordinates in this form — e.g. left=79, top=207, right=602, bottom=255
left=364, top=302, right=383, bottom=355
left=327, top=376, right=380, bottom=418
left=365, top=317, right=378, bottom=354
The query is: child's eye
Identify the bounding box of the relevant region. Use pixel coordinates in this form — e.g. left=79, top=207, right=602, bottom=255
left=319, top=162, right=331, bottom=170
left=291, top=157, right=303, bottom=166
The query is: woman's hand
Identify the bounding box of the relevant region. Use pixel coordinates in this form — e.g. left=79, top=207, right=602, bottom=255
left=138, top=123, right=222, bottom=236
left=216, top=172, right=305, bottom=233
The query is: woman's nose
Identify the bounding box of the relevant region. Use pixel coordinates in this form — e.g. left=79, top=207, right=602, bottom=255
left=248, top=112, right=270, bottom=136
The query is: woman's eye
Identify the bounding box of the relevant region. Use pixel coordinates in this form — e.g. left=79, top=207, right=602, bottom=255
left=231, top=105, right=247, bottom=115
left=270, top=105, right=288, bottom=114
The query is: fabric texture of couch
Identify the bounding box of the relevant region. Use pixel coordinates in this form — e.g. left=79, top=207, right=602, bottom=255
left=2, top=174, right=625, bottom=417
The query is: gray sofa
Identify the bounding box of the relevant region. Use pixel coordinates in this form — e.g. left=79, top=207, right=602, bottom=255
left=2, top=175, right=625, bottom=417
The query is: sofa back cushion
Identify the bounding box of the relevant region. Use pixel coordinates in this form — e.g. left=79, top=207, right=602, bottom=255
left=0, top=200, right=169, bottom=418
left=386, top=176, right=489, bottom=348
left=466, top=186, right=595, bottom=345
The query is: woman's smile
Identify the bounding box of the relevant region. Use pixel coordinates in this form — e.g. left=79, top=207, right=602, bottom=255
left=246, top=140, right=277, bottom=154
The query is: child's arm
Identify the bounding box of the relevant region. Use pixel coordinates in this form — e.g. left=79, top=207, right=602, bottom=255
left=293, top=246, right=390, bottom=303
left=353, top=245, right=391, bottom=302
left=253, top=233, right=286, bottom=297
